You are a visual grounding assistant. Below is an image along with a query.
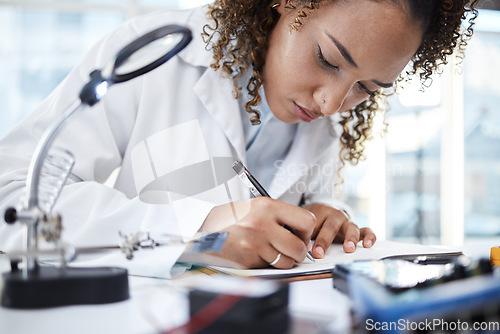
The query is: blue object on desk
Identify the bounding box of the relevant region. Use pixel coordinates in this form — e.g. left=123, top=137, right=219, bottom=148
left=350, top=273, right=500, bottom=333
left=333, top=258, right=500, bottom=333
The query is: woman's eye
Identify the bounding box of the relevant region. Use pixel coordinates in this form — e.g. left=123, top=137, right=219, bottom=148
left=357, top=82, right=376, bottom=96
left=317, top=46, right=339, bottom=71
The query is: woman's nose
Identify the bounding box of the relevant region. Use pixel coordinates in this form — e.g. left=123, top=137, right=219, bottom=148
left=315, top=83, right=352, bottom=116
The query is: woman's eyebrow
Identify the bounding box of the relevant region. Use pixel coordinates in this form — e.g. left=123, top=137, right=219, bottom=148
left=326, top=32, right=358, bottom=68
left=326, top=32, right=394, bottom=88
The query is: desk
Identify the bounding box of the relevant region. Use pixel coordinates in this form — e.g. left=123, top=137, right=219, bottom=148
left=0, top=255, right=353, bottom=334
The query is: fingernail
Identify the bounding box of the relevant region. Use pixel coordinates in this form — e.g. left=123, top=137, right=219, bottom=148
left=365, top=239, right=373, bottom=248
left=347, top=241, right=356, bottom=251
left=307, top=240, right=313, bottom=252
left=315, top=246, right=324, bottom=258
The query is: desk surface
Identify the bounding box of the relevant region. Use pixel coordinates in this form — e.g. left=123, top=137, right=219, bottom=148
left=0, top=255, right=352, bottom=334
left=4, top=239, right=486, bottom=334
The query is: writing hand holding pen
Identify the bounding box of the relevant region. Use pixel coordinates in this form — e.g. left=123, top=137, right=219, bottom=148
left=197, top=162, right=316, bottom=269
left=199, top=161, right=375, bottom=268
left=230, top=160, right=376, bottom=262
left=232, top=161, right=315, bottom=263
left=200, top=197, right=316, bottom=269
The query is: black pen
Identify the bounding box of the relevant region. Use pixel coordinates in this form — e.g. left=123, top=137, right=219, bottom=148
left=232, top=160, right=315, bottom=262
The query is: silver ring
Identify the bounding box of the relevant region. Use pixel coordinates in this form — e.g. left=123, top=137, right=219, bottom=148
left=322, top=99, right=325, bottom=104
left=270, top=253, right=281, bottom=266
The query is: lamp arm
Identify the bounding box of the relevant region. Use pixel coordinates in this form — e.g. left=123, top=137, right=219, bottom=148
left=24, top=100, right=84, bottom=210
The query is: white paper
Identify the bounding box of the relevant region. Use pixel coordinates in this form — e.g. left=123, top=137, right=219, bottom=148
left=209, top=240, right=461, bottom=278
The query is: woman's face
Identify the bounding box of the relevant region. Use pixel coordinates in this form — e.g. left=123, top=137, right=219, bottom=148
left=263, top=0, right=423, bottom=123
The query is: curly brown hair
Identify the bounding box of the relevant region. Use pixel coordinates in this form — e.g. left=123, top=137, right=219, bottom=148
left=202, top=0, right=479, bottom=168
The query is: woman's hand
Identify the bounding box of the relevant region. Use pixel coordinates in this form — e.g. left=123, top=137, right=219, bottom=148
left=304, top=203, right=376, bottom=259
left=200, top=197, right=316, bottom=269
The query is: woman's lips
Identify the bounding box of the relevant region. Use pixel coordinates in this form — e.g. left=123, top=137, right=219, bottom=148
left=293, top=103, right=320, bottom=123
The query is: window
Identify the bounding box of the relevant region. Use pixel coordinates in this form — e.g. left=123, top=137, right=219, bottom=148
left=463, top=10, right=500, bottom=239
left=0, top=0, right=209, bottom=137
left=343, top=9, right=500, bottom=247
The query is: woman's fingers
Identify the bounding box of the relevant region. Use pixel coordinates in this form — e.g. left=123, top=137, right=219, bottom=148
left=359, top=227, right=377, bottom=248
left=306, top=203, right=348, bottom=258
left=311, top=214, right=343, bottom=258
left=305, top=203, right=377, bottom=258
left=246, top=201, right=310, bottom=263
left=340, top=225, right=377, bottom=253
left=203, top=198, right=316, bottom=269
left=340, top=221, right=360, bottom=253
left=264, top=250, right=296, bottom=269
left=203, top=199, right=378, bottom=268
left=249, top=197, right=316, bottom=243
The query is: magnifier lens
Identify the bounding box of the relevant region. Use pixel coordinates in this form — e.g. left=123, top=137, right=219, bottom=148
left=114, top=33, right=184, bottom=76
left=80, top=25, right=191, bottom=105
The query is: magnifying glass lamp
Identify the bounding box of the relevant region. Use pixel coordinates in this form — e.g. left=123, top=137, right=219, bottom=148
left=1, top=24, right=192, bottom=308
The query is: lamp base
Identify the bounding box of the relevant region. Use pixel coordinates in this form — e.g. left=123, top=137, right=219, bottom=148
left=1, top=265, right=129, bottom=308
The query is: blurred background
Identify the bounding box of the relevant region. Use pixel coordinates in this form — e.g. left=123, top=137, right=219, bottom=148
left=0, top=0, right=499, bottom=252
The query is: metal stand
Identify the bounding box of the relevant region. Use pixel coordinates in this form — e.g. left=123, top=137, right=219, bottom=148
left=0, top=100, right=130, bottom=309
left=1, top=24, right=192, bottom=309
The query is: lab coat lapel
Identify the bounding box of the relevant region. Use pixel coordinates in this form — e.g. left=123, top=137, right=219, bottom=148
left=269, top=118, right=334, bottom=199
left=193, top=69, right=246, bottom=161
left=181, top=7, right=246, bottom=162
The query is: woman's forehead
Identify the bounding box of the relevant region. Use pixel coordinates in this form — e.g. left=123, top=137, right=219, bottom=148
left=305, top=0, right=422, bottom=80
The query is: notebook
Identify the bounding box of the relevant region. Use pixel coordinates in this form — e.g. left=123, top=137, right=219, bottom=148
left=208, top=240, right=462, bottom=279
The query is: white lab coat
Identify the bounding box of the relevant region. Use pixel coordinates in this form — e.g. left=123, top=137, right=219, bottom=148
left=0, top=6, right=348, bottom=277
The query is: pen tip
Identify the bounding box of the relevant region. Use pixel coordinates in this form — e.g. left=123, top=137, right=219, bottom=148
left=307, top=251, right=315, bottom=262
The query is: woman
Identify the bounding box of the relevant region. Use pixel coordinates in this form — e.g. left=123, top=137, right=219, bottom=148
left=0, top=0, right=478, bottom=276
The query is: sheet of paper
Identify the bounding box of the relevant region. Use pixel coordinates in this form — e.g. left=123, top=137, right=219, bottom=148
left=209, top=240, right=461, bottom=278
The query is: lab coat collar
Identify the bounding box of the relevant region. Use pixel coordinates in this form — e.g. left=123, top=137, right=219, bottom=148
left=180, top=6, right=247, bottom=161
left=193, top=68, right=247, bottom=162
left=177, top=5, right=214, bottom=68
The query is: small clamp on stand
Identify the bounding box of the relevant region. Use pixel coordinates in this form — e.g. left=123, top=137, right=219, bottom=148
left=2, top=203, right=130, bottom=309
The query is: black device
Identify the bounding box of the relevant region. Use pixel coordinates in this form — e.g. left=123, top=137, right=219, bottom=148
left=1, top=265, right=129, bottom=308
left=332, top=255, right=494, bottom=294
left=187, top=277, right=290, bottom=334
